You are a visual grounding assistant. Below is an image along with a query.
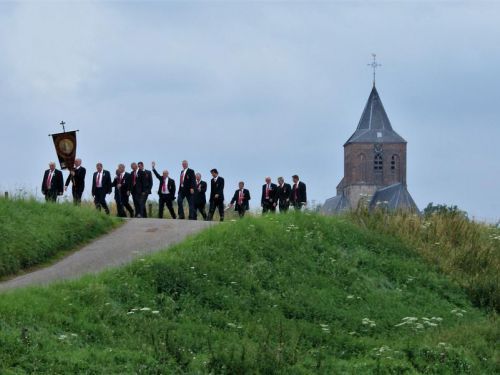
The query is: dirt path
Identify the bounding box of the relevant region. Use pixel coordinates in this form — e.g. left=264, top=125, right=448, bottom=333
left=0, top=218, right=214, bottom=292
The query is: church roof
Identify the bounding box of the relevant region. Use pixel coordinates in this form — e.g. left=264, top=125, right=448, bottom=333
left=345, top=86, right=406, bottom=145
left=369, top=183, right=419, bottom=213
left=321, top=193, right=351, bottom=215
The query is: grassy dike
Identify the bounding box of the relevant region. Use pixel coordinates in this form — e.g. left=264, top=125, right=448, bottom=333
left=0, top=213, right=498, bottom=373
left=0, top=198, right=119, bottom=279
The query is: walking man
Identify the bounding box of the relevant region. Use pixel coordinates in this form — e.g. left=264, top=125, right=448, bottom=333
left=276, top=177, right=291, bottom=213
left=261, top=176, right=277, bottom=213
left=177, top=160, right=196, bottom=220
left=229, top=181, right=251, bottom=218
left=291, top=174, right=307, bottom=210
left=64, top=158, right=86, bottom=205
left=41, top=162, right=64, bottom=202
left=137, top=162, right=152, bottom=218
left=207, top=168, right=225, bottom=222
left=113, top=164, right=134, bottom=218
left=152, top=161, right=177, bottom=219
left=194, top=173, right=208, bottom=220
left=92, top=163, right=112, bottom=214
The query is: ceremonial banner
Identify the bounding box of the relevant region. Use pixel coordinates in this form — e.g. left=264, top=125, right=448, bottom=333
left=51, top=131, right=77, bottom=170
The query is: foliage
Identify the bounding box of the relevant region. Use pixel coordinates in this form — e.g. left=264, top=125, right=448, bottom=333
left=0, top=214, right=498, bottom=373
left=0, top=198, right=119, bottom=279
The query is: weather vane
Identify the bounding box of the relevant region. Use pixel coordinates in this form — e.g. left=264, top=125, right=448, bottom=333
left=367, top=53, right=381, bottom=87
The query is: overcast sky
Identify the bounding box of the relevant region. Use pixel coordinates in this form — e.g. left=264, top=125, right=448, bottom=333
left=0, top=1, right=498, bottom=221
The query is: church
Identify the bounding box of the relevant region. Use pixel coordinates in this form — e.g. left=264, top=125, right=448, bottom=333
left=322, top=81, right=419, bottom=214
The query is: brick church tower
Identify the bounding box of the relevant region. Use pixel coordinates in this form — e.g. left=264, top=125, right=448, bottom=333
left=322, top=83, right=418, bottom=214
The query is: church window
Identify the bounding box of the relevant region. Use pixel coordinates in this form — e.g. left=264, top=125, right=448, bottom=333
left=374, top=154, right=383, bottom=171
left=391, top=154, right=400, bottom=172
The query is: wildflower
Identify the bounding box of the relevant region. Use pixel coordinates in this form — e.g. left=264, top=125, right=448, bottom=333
left=347, top=295, right=355, bottom=299
left=227, top=323, right=237, bottom=328
left=152, top=310, right=160, bottom=314
left=140, top=307, right=151, bottom=311
left=58, top=334, right=67, bottom=340
left=361, top=318, right=376, bottom=327
left=127, top=311, right=135, bottom=315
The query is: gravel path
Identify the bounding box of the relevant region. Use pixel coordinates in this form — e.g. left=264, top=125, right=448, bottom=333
left=0, top=218, right=214, bottom=292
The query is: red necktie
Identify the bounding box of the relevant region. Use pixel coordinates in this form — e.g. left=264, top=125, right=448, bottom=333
left=180, top=171, right=185, bottom=186
left=97, top=172, right=101, bottom=187
left=294, top=183, right=298, bottom=200
left=47, top=172, right=53, bottom=189
left=238, top=190, right=244, bottom=205
left=133, top=172, right=136, bottom=186
left=265, top=185, right=270, bottom=199
left=163, top=177, right=167, bottom=193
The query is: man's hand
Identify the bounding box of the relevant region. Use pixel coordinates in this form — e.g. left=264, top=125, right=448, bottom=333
left=127, top=191, right=130, bottom=196
left=190, top=188, right=194, bottom=194
left=273, top=203, right=277, bottom=207
left=117, top=184, right=122, bottom=189
left=70, top=171, right=75, bottom=176
left=64, top=186, right=68, bottom=192
left=229, top=203, right=234, bottom=208
left=215, top=194, right=219, bottom=199
left=152, top=161, right=156, bottom=168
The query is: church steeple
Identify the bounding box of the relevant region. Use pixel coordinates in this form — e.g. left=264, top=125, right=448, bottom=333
left=344, top=86, right=406, bottom=145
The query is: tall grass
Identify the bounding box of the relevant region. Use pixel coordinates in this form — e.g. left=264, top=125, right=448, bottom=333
left=0, top=214, right=498, bottom=373
left=0, top=197, right=119, bottom=279
left=346, top=208, right=500, bottom=311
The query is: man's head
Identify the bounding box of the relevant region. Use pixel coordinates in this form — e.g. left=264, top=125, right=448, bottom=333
left=292, top=175, right=299, bottom=183
left=238, top=181, right=244, bottom=189
left=96, top=163, right=103, bottom=172
left=131, top=162, right=137, bottom=171
left=138, top=162, right=144, bottom=170
left=48, top=162, right=56, bottom=171
left=182, top=160, right=188, bottom=169
left=210, top=168, right=218, bottom=178
left=118, top=163, right=125, bottom=173
left=163, top=170, right=169, bottom=178
left=195, top=173, right=201, bottom=182
left=265, top=176, right=271, bottom=184
left=277, top=177, right=284, bottom=185
left=74, top=158, right=82, bottom=167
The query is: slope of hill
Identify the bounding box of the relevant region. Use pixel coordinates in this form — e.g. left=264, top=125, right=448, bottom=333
left=0, top=198, right=118, bottom=279
left=0, top=214, right=498, bottom=373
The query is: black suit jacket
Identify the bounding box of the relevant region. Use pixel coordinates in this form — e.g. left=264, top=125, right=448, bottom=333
left=41, top=169, right=64, bottom=195
left=65, top=166, right=86, bottom=194
left=131, top=170, right=151, bottom=195
left=230, top=188, right=251, bottom=211
left=91, top=170, right=112, bottom=196
left=210, top=177, right=225, bottom=202
left=152, top=169, right=176, bottom=198
left=112, top=172, right=132, bottom=199
left=179, top=168, right=196, bottom=195
left=144, top=170, right=153, bottom=195
left=276, top=183, right=292, bottom=204
left=194, top=180, right=207, bottom=205
left=291, top=181, right=307, bottom=204
left=261, top=183, right=277, bottom=205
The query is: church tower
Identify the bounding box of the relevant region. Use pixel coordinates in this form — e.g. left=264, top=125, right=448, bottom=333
left=322, top=58, right=418, bottom=214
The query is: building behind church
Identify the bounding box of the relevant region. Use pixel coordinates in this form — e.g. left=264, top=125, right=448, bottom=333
left=322, top=84, right=419, bottom=214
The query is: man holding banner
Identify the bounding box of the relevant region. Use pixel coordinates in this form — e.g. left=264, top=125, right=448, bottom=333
left=41, top=162, right=64, bottom=202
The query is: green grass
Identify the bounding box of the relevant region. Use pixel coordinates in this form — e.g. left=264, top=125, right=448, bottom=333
left=346, top=208, right=500, bottom=312
left=0, top=198, right=119, bottom=279
left=0, top=213, right=498, bottom=373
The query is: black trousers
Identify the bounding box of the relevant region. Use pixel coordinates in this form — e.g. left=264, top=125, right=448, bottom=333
left=208, top=199, right=224, bottom=221
left=94, top=188, right=109, bottom=214
left=132, top=192, right=141, bottom=217
left=279, top=202, right=290, bottom=213
left=159, top=194, right=176, bottom=219
left=235, top=204, right=247, bottom=218
left=116, top=193, right=134, bottom=218
left=262, top=200, right=276, bottom=213
left=139, top=193, right=149, bottom=218
left=44, top=190, right=58, bottom=202
left=178, top=190, right=196, bottom=220
left=293, top=202, right=305, bottom=211
left=72, top=189, right=83, bottom=206
left=195, top=202, right=207, bottom=220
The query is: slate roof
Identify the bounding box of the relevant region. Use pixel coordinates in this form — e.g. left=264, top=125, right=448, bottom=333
left=321, top=193, right=351, bottom=215
left=345, top=86, right=406, bottom=145
left=368, top=183, right=419, bottom=213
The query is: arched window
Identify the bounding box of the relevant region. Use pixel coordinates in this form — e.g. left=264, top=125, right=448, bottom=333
left=391, top=154, right=400, bottom=172
left=374, top=153, right=383, bottom=171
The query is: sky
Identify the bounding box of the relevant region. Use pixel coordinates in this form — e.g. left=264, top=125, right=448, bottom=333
left=0, top=1, right=498, bottom=221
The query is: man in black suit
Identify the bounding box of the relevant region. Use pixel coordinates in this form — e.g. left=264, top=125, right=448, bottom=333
left=194, top=173, right=207, bottom=220
left=112, top=163, right=134, bottom=218
left=177, top=160, right=196, bottom=220
left=276, top=176, right=292, bottom=213
left=137, top=162, right=153, bottom=218
left=41, top=162, right=64, bottom=202
left=261, top=176, right=277, bottom=213
left=291, top=174, right=307, bottom=210
left=152, top=161, right=176, bottom=219
left=130, top=162, right=141, bottom=217
left=64, top=158, right=86, bottom=205
left=207, top=168, right=225, bottom=222
left=230, top=181, right=251, bottom=218
left=92, top=163, right=112, bottom=214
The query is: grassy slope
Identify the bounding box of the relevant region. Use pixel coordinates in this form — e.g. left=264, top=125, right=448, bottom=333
left=0, top=198, right=119, bottom=279
left=0, top=214, right=498, bottom=374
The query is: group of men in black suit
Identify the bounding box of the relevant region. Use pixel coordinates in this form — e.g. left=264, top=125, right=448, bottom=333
left=42, top=159, right=307, bottom=219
